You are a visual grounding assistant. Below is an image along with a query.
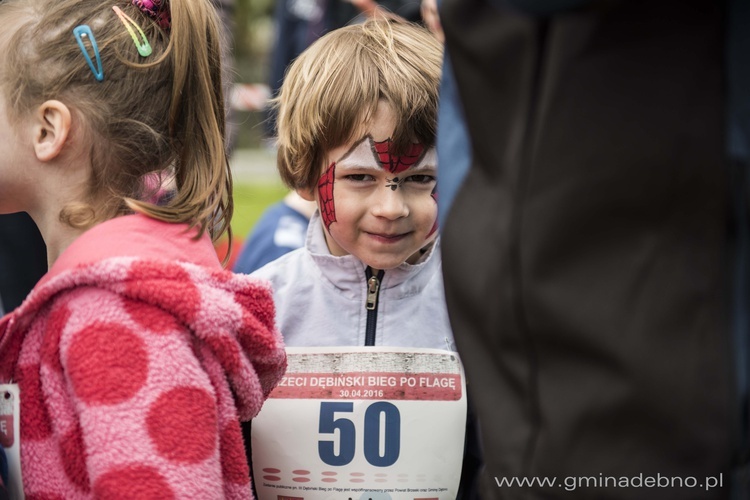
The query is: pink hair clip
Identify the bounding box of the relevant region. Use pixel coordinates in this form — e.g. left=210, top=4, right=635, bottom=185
left=132, top=0, right=170, bottom=31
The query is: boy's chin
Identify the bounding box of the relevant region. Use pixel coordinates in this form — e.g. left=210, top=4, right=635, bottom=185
left=404, top=234, right=438, bottom=264
left=359, top=237, right=438, bottom=270
left=357, top=252, right=410, bottom=272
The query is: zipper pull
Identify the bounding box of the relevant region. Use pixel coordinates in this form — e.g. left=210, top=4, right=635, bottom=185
left=366, top=275, right=380, bottom=311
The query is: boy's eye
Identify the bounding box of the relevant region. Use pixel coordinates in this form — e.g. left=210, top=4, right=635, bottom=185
left=405, top=174, right=436, bottom=184
left=344, top=174, right=375, bottom=182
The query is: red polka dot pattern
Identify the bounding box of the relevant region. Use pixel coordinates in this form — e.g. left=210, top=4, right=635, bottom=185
left=60, top=422, right=90, bottom=491
left=234, top=289, right=275, bottom=335
left=147, top=387, right=217, bottom=463
left=235, top=310, right=283, bottom=385
left=0, top=318, right=26, bottom=380
left=204, top=334, right=242, bottom=374
left=125, top=261, right=201, bottom=326
left=93, top=465, right=175, bottom=499
left=124, top=301, right=179, bottom=335
left=17, top=364, right=52, bottom=441
left=41, top=305, right=70, bottom=375
left=26, top=494, right=66, bottom=500
left=5, top=239, right=286, bottom=497
left=220, top=421, right=250, bottom=484
left=67, top=322, right=149, bottom=405
left=211, top=270, right=232, bottom=284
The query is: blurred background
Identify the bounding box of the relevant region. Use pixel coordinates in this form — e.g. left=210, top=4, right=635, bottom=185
left=233, top=0, right=275, bottom=150
left=227, top=0, right=286, bottom=243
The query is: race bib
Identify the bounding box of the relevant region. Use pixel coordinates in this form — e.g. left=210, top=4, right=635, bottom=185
left=0, top=384, right=23, bottom=499
left=251, top=347, right=467, bottom=500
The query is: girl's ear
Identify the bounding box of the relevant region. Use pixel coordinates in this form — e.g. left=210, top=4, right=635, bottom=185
left=33, top=100, right=72, bottom=162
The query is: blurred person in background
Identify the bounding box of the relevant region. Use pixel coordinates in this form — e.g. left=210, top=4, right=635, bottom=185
left=438, top=0, right=744, bottom=498
left=234, top=191, right=316, bottom=274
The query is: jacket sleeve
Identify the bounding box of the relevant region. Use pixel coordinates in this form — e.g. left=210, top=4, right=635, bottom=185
left=56, top=288, right=250, bottom=498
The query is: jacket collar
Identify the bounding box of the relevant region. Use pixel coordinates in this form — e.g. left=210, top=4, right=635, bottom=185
left=42, top=214, right=219, bottom=286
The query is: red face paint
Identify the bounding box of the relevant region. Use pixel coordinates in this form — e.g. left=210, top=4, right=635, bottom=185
left=372, top=140, right=426, bottom=174
left=318, top=162, right=336, bottom=229
left=427, top=184, right=438, bottom=238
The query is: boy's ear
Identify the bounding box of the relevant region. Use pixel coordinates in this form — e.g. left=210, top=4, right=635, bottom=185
left=33, top=100, right=71, bottom=162
left=296, top=187, right=317, bottom=202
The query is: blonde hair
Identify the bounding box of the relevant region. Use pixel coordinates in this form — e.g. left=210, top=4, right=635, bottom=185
left=0, top=0, right=232, bottom=241
left=275, top=16, right=443, bottom=191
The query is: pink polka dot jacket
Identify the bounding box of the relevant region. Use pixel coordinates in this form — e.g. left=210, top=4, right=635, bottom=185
left=0, top=214, right=287, bottom=499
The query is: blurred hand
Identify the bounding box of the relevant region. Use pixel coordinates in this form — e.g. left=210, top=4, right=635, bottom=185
left=420, top=0, right=443, bottom=43
left=346, top=0, right=379, bottom=16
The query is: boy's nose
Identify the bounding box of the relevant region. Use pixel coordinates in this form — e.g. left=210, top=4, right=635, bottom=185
left=371, top=187, right=409, bottom=220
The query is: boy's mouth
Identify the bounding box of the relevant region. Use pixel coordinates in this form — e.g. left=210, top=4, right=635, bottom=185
left=366, top=231, right=410, bottom=243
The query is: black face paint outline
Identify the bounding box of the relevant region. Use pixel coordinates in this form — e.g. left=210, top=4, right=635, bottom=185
left=318, top=162, right=336, bottom=229
left=371, top=138, right=427, bottom=174
left=385, top=177, right=404, bottom=191
left=332, top=134, right=434, bottom=199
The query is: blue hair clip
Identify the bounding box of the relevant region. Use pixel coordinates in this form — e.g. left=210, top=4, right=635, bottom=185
left=73, top=25, right=104, bottom=82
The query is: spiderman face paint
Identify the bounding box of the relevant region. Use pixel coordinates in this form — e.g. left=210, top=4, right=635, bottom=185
left=313, top=101, right=438, bottom=270
left=427, top=184, right=438, bottom=238
left=318, top=162, right=336, bottom=229
left=373, top=139, right=426, bottom=175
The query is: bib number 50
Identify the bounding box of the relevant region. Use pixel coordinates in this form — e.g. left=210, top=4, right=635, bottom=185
left=318, top=401, right=401, bottom=467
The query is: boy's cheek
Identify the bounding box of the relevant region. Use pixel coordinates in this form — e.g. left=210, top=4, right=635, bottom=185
left=321, top=222, right=351, bottom=258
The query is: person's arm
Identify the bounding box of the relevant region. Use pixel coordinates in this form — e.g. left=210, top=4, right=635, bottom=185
left=58, top=289, right=247, bottom=496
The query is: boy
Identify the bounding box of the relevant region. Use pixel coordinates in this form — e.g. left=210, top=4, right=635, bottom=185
left=248, top=16, right=480, bottom=498
left=254, top=17, right=450, bottom=349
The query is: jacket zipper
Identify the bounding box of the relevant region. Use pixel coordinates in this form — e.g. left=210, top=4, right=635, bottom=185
left=364, top=267, right=384, bottom=346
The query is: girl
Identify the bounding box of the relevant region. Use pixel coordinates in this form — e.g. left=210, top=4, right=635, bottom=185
left=0, top=0, right=286, bottom=497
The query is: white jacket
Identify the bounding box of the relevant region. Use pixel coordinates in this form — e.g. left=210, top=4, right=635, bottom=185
left=252, top=211, right=456, bottom=350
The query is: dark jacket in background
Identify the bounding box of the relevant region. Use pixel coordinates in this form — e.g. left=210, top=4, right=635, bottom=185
left=0, top=213, right=46, bottom=314
left=440, top=1, right=732, bottom=498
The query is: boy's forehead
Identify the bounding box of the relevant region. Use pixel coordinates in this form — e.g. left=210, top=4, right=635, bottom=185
left=335, top=136, right=437, bottom=172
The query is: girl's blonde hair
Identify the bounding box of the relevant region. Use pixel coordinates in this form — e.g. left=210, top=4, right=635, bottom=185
left=275, top=16, right=443, bottom=191
left=0, top=0, right=232, bottom=241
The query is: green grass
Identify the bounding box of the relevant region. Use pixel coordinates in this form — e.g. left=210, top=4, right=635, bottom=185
left=231, top=180, right=288, bottom=240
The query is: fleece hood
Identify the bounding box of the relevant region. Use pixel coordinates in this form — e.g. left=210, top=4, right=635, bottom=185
left=0, top=214, right=286, bottom=420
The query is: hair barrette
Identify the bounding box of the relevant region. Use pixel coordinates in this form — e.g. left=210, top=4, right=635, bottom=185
left=132, top=0, right=171, bottom=31
left=113, top=6, right=152, bottom=57
left=73, top=25, right=104, bottom=82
